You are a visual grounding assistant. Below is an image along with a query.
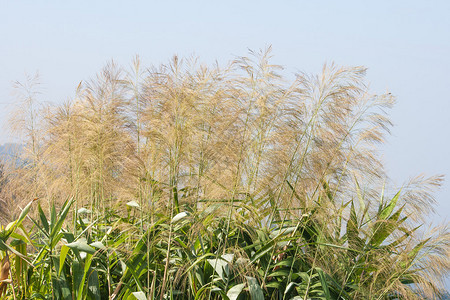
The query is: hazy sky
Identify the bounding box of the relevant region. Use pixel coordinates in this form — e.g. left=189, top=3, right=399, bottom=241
left=1, top=0, right=449, bottom=225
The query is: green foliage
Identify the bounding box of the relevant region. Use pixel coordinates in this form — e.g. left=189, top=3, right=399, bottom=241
left=0, top=190, right=448, bottom=299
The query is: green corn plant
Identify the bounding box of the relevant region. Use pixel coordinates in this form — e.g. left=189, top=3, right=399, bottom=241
left=24, top=198, right=74, bottom=299
left=0, top=199, right=34, bottom=299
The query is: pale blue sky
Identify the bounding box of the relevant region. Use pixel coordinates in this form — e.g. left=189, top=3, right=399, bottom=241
left=1, top=0, right=449, bottom=225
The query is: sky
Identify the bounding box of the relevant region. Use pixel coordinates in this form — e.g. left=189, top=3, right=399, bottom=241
left=0, top=0, right=449, bottom=256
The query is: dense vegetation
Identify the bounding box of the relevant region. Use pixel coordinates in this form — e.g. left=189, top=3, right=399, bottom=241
left=0, top=49, right=448, bottom=299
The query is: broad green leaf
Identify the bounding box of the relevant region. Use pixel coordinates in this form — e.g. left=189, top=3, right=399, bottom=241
left=246, top=276, right=264, bottom=300
left=37, top=203, right=50, bottom=235
left=3, top=199, right=34, bottom=241
left=72, top=261, right=83, bottom=300
left=53, top=272, right=72, bottom=299
left=0, top=239, right=30, bottom=262
left=59, top=245, right=70, bottom=276
left=370, top=205, right=406, bottom=247
left=227, top=283, right=245, bottom=300
left=131, top=291, right=146, bottom=300
left=268, top=269, right=291, bottom=277
left=76, top=255, right=94, bottom=300
left=386, top=225, right=421, bottom=249
left=123, top=255, right=147, bottom=293
left=269, top=226, right=297, bottom=239
left=66, top=238, right=96, bottom=255
left=408, top=238, right=431, bottom=260
left=29, top=293, right=47, bottom=299
left=315, top=268, right=331, bottom=299
left=400, top=276, right=415, bottom=285
left=87, top=269, right=101, bottom=300
left=347, top=201, right=362, bottom=251
left=51, top=201, right=57, bottom=228
left=284, top=282, right=299, bottom=295
left=379, top=190, right=401, bottom=220
left=50, top=198, right=75, bottom=240
left=171, top=211, right=189, bottom=223
left=274, top=257, right=294, bottom=268
left=207, top=255, right=232, bottom=280
left=10, top=226, right=34, bottom=245
left=173, top=186, right=180, bottom=214
left=6, top=199, right=34, bottom=233
left=90, top=241, right=106, bottom=250
left=265, top=281, right=282, bottom=289
left=222, top=253, right=234, bottom=263
left=296, top=271, right=311, bottom=282
left=183, top=253, right=216, bottom=274
left=250, top=240, right=275, bottom=263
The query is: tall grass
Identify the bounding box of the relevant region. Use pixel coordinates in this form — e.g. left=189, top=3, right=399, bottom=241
left=0, top=48, right=448, bottom=299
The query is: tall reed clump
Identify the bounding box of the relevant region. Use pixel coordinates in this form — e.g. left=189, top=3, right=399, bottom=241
left=0, top=48, right=448, bottom=299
